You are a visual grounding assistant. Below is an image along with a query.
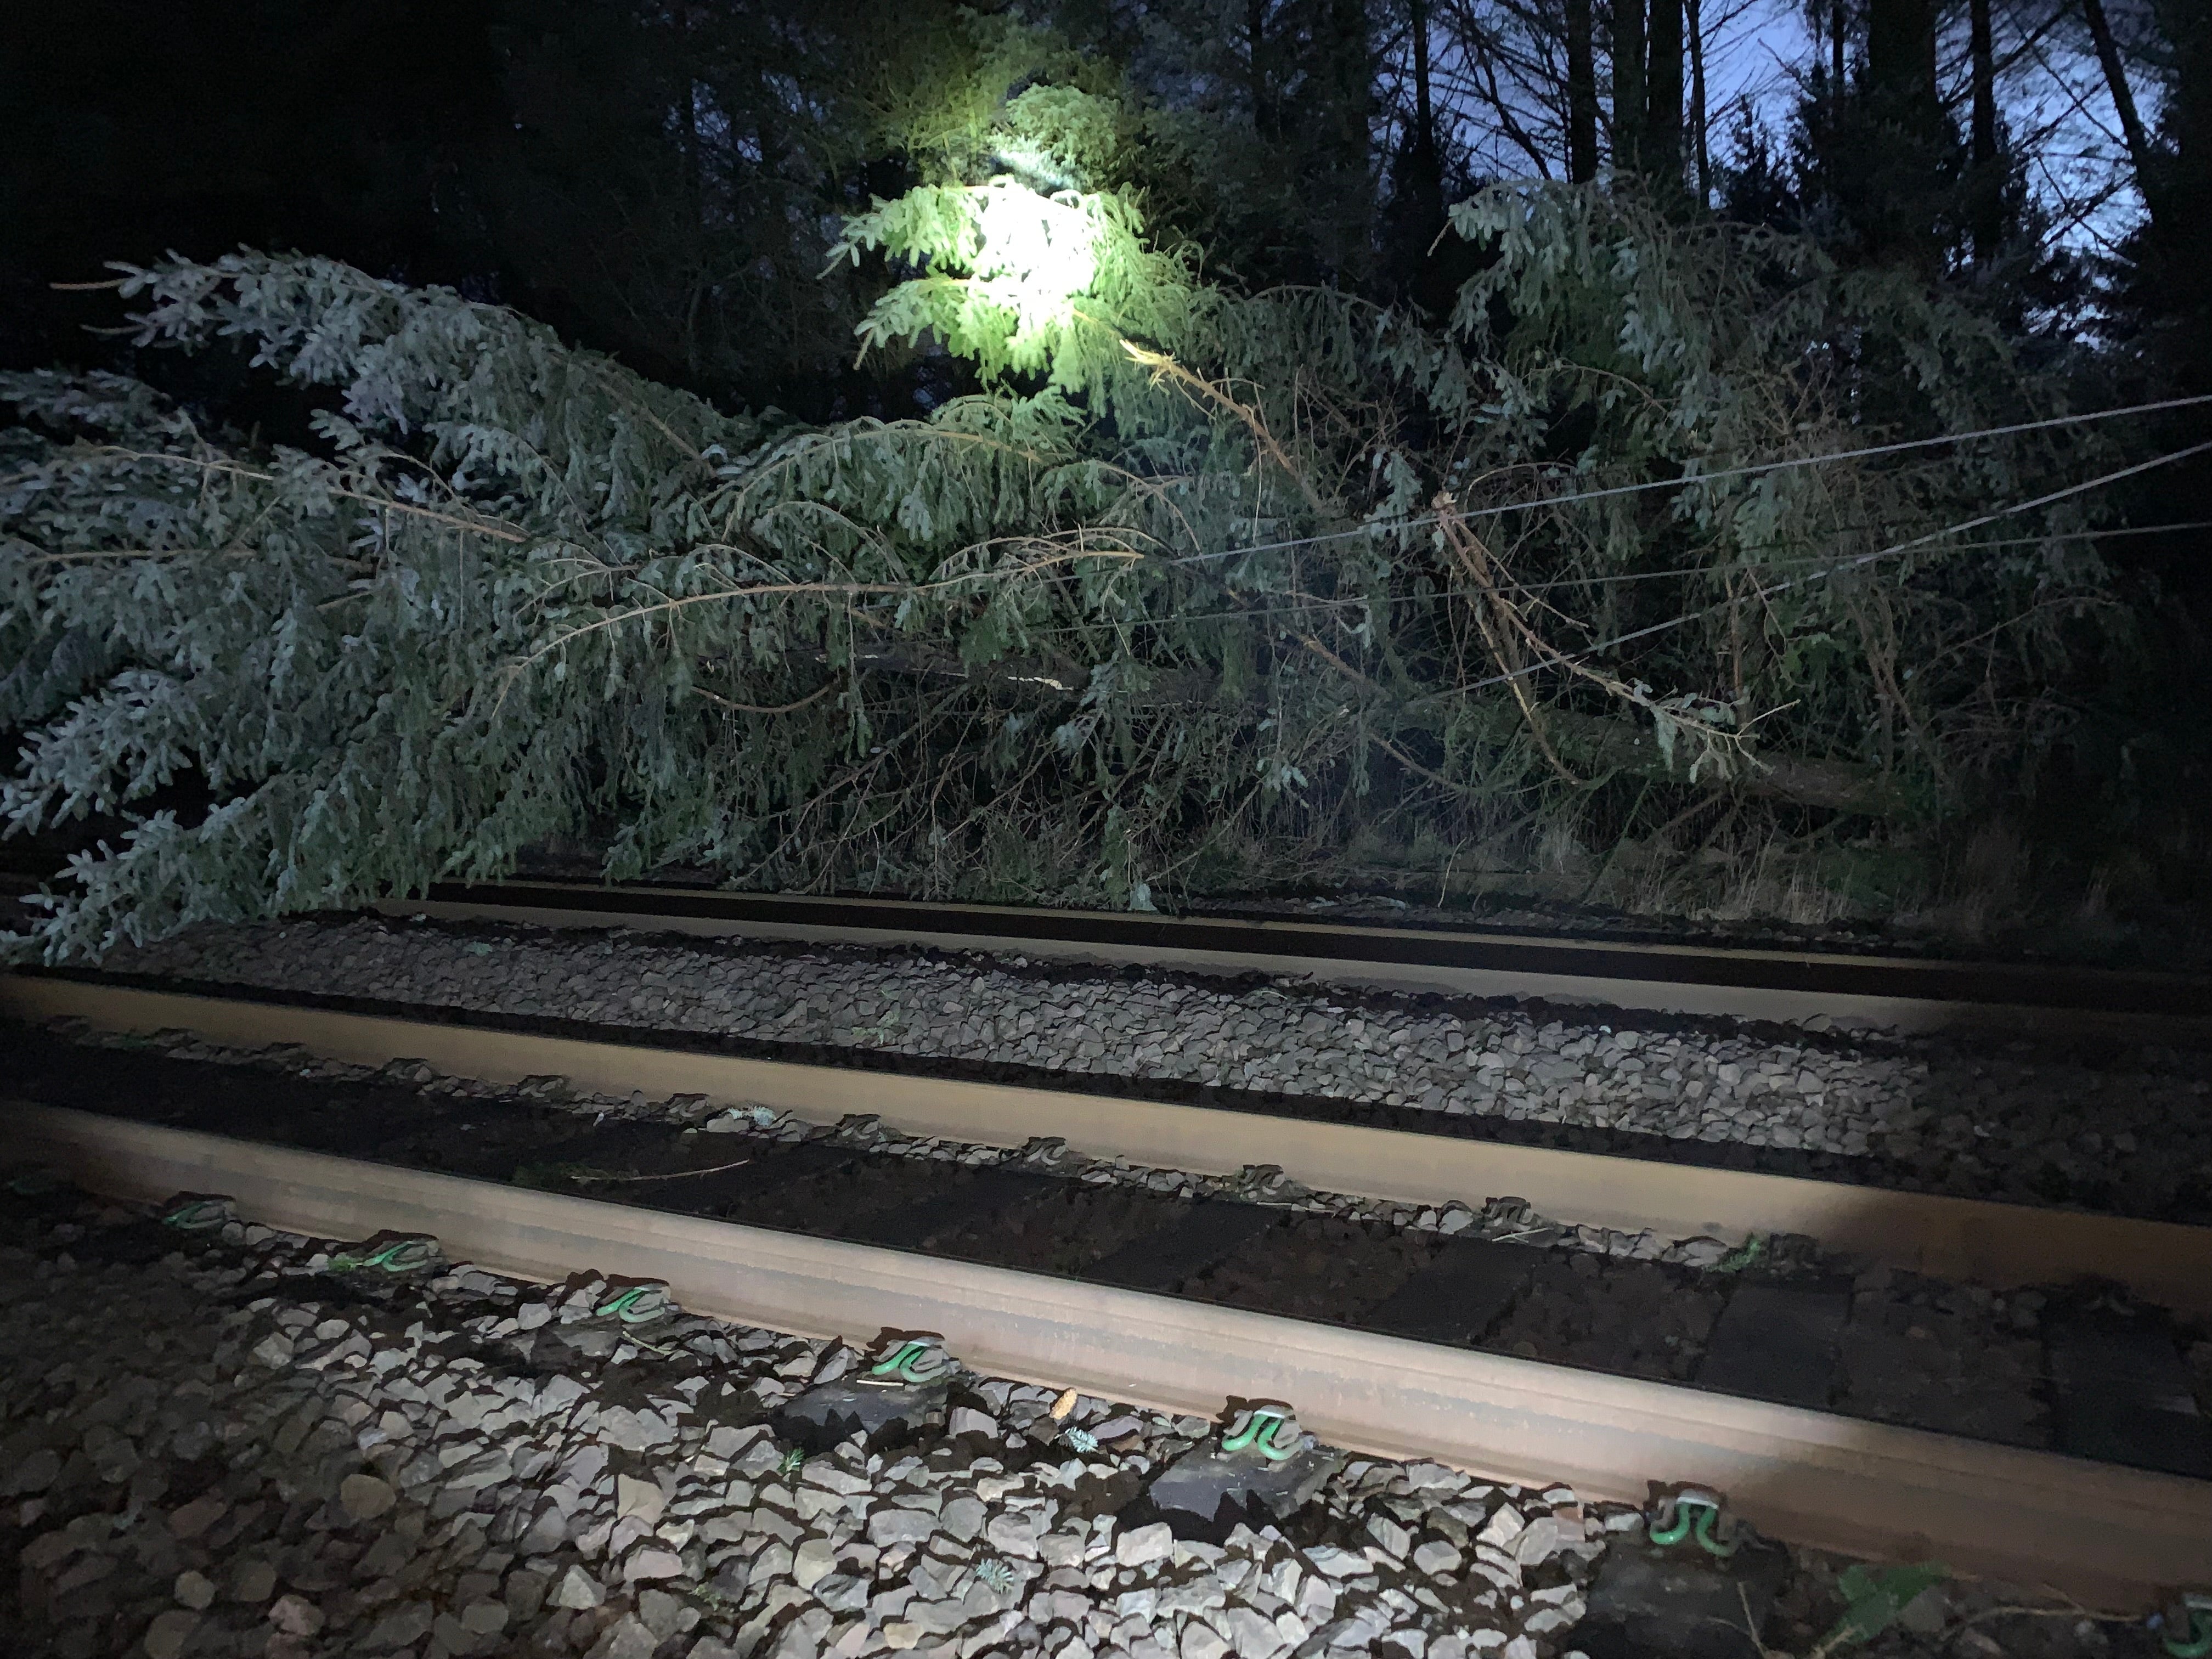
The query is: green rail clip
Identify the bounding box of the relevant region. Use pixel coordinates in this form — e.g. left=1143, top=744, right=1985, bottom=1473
left=1646, top=1486, right=1740, bottom=1558
left=159, top=1194, right=235, bottom=1232
left=1220, top=1402, right=1303, bottom=1463
left=1713, top=1234, right=1767, bottom=1274
left=327, top=1234, right=443, bottom=1275
left=2158, top=1592, right=2212, bottom=1659
left=862, top=1335, right=953, bottom=1387
left=594, top=1282, right=676, bottom=1325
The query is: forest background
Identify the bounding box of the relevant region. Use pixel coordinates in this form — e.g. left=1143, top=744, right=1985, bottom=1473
left=2, top=0, right=2209, bottom=961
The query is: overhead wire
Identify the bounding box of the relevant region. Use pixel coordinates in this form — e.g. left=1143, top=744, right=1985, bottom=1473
left=1154, top=390, right=2212, bottom=570
left=1012, top=517, right=2212, bottom=642
left=1452, top=436, right=2212, bottom=696
left=986, top=442, right=2212, bottom=693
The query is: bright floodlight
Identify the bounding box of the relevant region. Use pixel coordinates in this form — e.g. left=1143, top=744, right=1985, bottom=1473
left=970, top=177, right=1101, bottom=332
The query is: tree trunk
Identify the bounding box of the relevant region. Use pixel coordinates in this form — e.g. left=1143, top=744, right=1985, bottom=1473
left=815, top=648, right=1916, bottom=817
left=1831, top=0, right=1847, bottom=89
left=2082, top=0, right=2157, bottom=194
left=1319, top=0, right=1373, bottom=173
left=1968, top=0, right=2001, bottom=258
left=676, top=7, right=702, bottom=224
left=1968, top=0, right=1996, bottom=163
left=1867, top=0, right=1937, bottom=110
left=1566, top=0, right=1600, bottom=180
left=1687, top=0, right=1710, bottom=201
left=1410, top=0, right=1441, bottom=190
left=675, top=4, right=705, bottom=380
left=1612, top=0, right=1646, bottom=170
left=1645, top=0, right=1684, bottom=184
left=1248, top=0, right=1274, bottom=136
left=1533, top=709, right=1912, bottom=816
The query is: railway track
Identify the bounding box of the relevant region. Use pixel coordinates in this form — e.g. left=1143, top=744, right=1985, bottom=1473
left=379, top=878, right=2212, bottom=1039
left=5, top=970, right=2209, bottom=1614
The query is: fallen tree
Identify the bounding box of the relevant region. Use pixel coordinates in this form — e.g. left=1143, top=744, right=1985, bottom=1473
left=809, top=644, right=1909, bottom=815
left=0, top=82, right=2132, bottom=957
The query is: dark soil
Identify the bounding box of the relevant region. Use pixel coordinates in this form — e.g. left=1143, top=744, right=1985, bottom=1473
left=1182, top=1214, right=1444, bottom=1325
left=1488, top=1255, right=1724, bottom=1382
left=924, top=1181, right=1201, bottom=1276
left=1834, top=1275, right=2048, bottom=1446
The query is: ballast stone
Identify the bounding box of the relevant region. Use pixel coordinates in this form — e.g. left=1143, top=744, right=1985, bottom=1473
left=623, top=1545, right=684, bottom=1581
left=868, top=1507, right=939, bottom=1547
left=143, top=1610, right=200, bottom=1659
left=584, top=1613, right=659, bottom=1659
left=1116, top=1521, right=1176, bottom=1568
left=337, top=1470, right=397, bottom=1522
left=551, top=1564, right=606, bottom=1609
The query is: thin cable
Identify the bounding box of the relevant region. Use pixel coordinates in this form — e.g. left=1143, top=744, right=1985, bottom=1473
left=1453, top=437, right=2212, bottom=696
left=1875, top=516, right=2212, bottom=549
left=1488, top=514, right=2212, bottom=594
left=1158, top=391, right=2212, bottom=569
left=1012, top=516, right=2212, bottom=642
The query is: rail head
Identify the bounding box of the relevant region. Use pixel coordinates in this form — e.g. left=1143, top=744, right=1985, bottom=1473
left=387, top=883, right=2212, bottom=1041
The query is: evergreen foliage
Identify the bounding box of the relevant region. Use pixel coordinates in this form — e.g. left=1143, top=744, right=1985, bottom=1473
left=0, top=76, right=2148, bottom=957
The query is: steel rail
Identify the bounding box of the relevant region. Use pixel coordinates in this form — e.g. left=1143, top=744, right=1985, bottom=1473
left=8, top=976, right=2209, bottom=1319
left=9, top=1098, right=2208, bottom=1609
left=385, top=880, right=2212, bottom=1039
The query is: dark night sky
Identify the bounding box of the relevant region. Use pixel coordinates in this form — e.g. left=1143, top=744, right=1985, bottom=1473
left=4, top=3, right=502, bottom=368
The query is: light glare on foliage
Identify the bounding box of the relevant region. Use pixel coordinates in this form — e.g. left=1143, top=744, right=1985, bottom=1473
left=971, top=177, right=1100, bottom=330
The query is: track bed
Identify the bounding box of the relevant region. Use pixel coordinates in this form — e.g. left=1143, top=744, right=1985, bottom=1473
left=14, top=1025, right=2206, bottom=1479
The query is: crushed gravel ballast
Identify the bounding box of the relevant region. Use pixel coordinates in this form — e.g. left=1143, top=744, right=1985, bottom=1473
left=0, top=1172, right=2174, bottom=1659
left=95, top=913, right=2212, bottom=1225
